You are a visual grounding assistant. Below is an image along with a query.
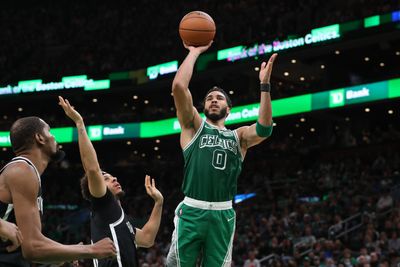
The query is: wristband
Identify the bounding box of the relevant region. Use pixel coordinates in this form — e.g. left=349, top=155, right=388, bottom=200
left=256, top=121, right=273, bottom=137
left=260, top=83, right=271, bottom=92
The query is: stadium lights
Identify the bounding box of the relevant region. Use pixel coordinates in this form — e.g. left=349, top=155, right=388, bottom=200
left=155, top=139, right=160, bottom=143
left=144, top=100, right=149, bottom=104
left=289, top=133, right=293, bottom=137
left=380, top=63, right=385, bottom=67
left=154, top=147, right=159, bottom=151
left=321, top=65, right=325, bottom=69
left=92, top=98, right=98, bottom=103
left=141, top=153, right=146, bottom=157
left=284, top=72, right=289, bottom=76
left=157, top=155, right=162, bottom=159
left=291, top=59, right=297, bottom=64
left=345, top=117, right=350, bottom=121
left=134, top=150, right=138, bottom=155
left=300, top=77, right=305, bottom=81
left=396, top=51, right=400, bottom=56
left=295, top=124, right=300, bottom=128
left=300, top=117, right=306, bottom=122
left=3, top=115, right=7, bottom=120
left=133, top=95, right=138, bottom=100
left=229, top=90, right=234, bottom=95
left=365, top=108, right=370, bottom=112
left=126, top=141, right=132, bottom=145
left=364, top=57, right=370, bottom=61
left=18, top=107, right=23, bottom=112
left=254, top=67, right=260, bottom=71
left=310, top=128, right=315, bottom=132
left=388, top=110, right=394, bottom=114
left=2, top=148, right=6, bottom=151
left=335, top=50, right=340, bottom=55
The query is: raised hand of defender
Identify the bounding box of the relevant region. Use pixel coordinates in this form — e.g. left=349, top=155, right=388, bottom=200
left=144, top=175, right=164, bottom=205
left=58, top=96, right=83, bottom=124
left=183, top=40, right=213, bottom=54
left=90, top=237, right=117, bottom=258
left=0, top=220, right=23, bottom=252
left=259, top=53, right=278, bottom=84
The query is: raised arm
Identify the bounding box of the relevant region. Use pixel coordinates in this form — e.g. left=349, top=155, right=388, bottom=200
left=58, top=96, right=106, bottom=198
left=5, top=163, right=116, bottom=263
left=236, top=53, right=277, bottom=154
left=172, top=42, right=212, bottom=147
left=135, top=175, right=163, bottom=248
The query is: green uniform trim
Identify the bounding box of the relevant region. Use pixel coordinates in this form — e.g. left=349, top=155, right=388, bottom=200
left=256, top=120, right=273, bottom=137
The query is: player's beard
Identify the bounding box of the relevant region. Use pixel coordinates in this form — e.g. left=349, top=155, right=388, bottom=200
left=204, top=106, right=228, bottom=122
left=116, top=190, right=126, bottom=199
left=51, top=149, right=66, bottom=163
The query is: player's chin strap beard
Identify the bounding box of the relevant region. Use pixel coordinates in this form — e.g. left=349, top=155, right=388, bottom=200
left=116, top=191, right=126, bottom=200
left=204, top=107, right=228, bottom=123
left=51, top=150, right=66, bottom=163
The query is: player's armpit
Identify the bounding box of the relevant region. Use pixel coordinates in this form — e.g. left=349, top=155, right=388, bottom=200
left=179, top=107, right=203, bottom=149
left=237, top=124, right=269, bottom=151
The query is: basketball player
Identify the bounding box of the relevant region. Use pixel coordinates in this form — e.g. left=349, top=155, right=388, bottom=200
left=166, top=41, right=277, bottom=267
left=59, top=96, right=164, bottom=267
left=0, top=219, right=22, bottom=252
left=0, top=116, right=117, bottom=267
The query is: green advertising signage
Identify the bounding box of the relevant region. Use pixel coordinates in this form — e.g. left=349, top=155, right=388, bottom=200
left=0, top=75, right=110, bottom=96
left=147, top=61, right=178, bottom=80
left=0, top=78, right=398, bottom=146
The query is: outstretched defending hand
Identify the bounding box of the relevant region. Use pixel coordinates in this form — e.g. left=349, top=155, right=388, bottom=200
left=58, top=96, right=83, bottom=124
left=183, top=40, right=213, bottom=55
left=144, top=175, right=164, bottom=205
left=259, top=53, right=278, bottom=84
left=0, top=219, right=23, bottom=252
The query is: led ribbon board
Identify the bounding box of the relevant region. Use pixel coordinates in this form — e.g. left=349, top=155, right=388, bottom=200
left=0, top=78, right=398, bottom=147
left=1, top=10, right=397, bottom=96
left=0, top=75, right=110, bottom=96
left=218, top=24, right=341, bottom=61
left=114, top=9, right=399, bottom=81
left=146, top=61, right=178, bottom=80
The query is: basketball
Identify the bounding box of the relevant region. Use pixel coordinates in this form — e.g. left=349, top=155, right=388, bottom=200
left=179, top=11, right=216, bottom=46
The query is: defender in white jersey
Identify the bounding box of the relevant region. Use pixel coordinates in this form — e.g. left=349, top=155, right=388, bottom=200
left=0, top=116, right=116, bottom=267
left=167, top=40, right=277, bottom=266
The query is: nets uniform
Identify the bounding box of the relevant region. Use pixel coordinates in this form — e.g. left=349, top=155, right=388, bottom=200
left=167, top=120, right=243, bottom=267
left=90, top=188, right=138, bottom=267
left=0, top=157, right=43, bottom=267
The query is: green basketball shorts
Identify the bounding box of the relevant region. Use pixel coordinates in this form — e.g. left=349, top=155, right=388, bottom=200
left=166, top=197, right=236, bottom=267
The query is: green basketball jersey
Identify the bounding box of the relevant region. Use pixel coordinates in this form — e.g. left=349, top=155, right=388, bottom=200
left=182, top=120, right=243, bottom=202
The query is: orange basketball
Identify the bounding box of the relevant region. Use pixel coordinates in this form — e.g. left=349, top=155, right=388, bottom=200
left=179, top=11, right=216, bottom=47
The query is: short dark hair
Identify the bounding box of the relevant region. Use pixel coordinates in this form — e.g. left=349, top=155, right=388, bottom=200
left=80, top=171, right=108, bottom=201
left=10, top=116, right=46, bottom=153
left=203, top=86, right=232, bottom=108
